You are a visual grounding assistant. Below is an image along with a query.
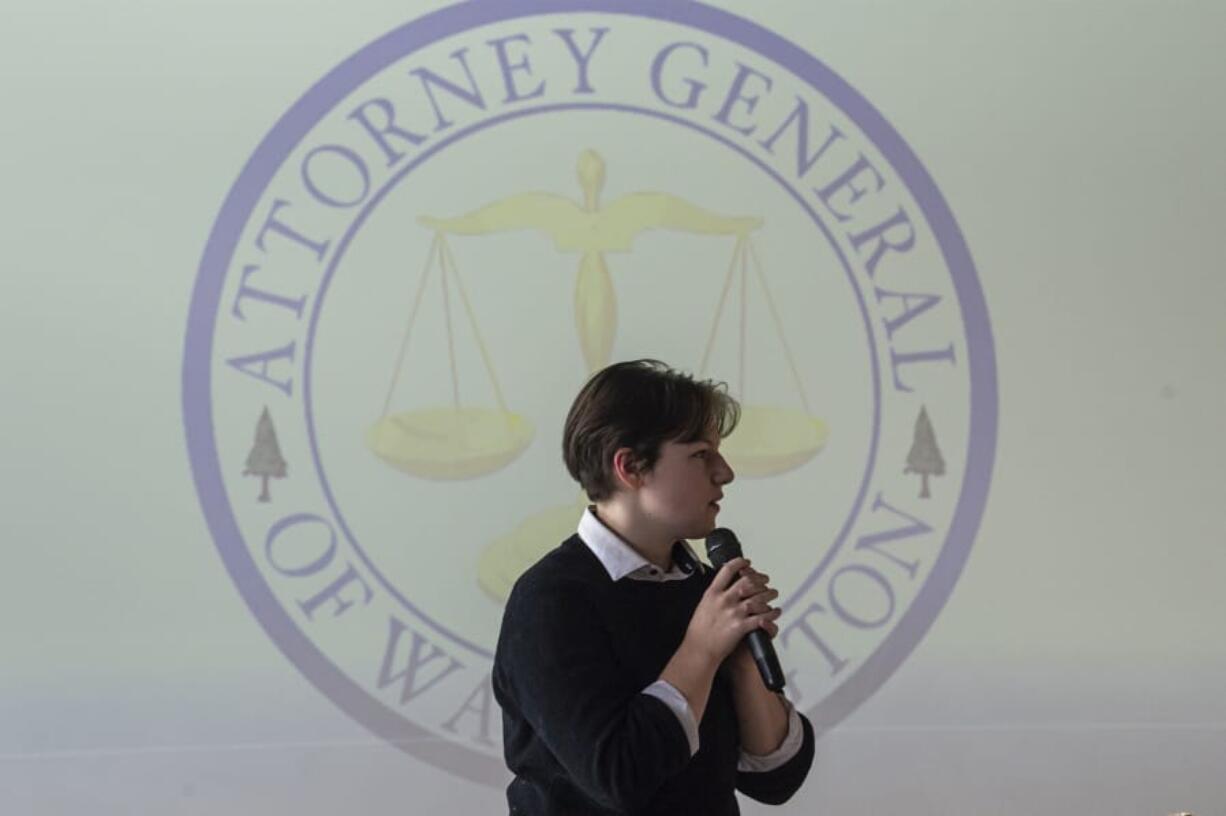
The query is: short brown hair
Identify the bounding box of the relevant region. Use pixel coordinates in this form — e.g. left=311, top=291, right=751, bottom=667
left=562, top=359, right=740, bottom=501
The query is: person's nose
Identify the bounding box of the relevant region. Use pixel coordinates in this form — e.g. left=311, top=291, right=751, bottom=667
left=713, top=452, right=735, bottom=485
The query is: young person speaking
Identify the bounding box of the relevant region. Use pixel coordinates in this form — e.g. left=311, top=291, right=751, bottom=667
left=493, top=360, right=815, bottom=815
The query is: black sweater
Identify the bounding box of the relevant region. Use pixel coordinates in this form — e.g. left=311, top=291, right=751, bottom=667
left=493, top=535, right=815, bottom=815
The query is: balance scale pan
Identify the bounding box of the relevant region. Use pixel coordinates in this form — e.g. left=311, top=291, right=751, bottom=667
left=366, top=406, right=533, bottom=480
left=721, top=405, right=829, bottom=478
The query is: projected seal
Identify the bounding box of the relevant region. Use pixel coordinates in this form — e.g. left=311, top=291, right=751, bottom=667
left=183, top=0, right=997, bottom=786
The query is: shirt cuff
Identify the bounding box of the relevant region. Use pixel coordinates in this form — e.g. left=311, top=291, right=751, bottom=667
left=736, top=694, right=803, bottom=772
left=642, top=680, right=699, bottom=756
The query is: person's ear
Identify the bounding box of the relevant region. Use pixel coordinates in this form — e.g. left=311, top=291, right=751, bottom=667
left=611, top=447, right=643, bottom=490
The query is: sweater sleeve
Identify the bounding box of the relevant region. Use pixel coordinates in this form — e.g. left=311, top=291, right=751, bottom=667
left=737, top=695, right=803, bottom=772
left=641, top=680, right=700, bottom=755
left=494, top=574, right=692, bottom=813
left=734, top=710, right=816, bottom=805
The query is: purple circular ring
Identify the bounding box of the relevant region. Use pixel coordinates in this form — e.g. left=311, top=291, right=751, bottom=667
left=184, top=0, right=997, bottom=783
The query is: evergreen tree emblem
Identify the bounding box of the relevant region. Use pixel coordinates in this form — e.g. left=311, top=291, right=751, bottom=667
left=904, top=405, right=944, bottom=499
left=243, top=406, right=287, bottom=502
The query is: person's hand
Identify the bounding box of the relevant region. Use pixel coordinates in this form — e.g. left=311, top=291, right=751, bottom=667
left=684, top=558, right=781, bottom=666
left=727, top=563, right=780, bottom=670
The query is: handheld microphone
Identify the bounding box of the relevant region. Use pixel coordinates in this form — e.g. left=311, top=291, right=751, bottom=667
left=704, top=527, right=786, bottom=692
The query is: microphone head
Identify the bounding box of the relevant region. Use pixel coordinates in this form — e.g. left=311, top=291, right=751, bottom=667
left=704, top=527, right=743, bottom=568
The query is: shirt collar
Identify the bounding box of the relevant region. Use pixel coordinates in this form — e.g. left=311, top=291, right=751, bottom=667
left=577, top=506, right=701, bottom=582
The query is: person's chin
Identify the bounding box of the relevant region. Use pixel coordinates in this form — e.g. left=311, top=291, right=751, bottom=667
left=690, top=515, right=718, bottom=538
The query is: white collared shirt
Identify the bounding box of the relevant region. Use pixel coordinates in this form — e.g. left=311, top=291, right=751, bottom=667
left=576, top=506, right=804, bottom=772
left=578, top=505, right=702, bottom=582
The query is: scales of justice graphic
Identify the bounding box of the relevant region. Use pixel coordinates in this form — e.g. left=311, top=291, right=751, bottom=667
left=364, top=149, right=830, bottom=602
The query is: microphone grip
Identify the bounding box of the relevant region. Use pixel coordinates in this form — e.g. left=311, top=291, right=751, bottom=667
left=705, top=528, right=786, bottom=692
left=746, top=630, right=786, bottom=691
